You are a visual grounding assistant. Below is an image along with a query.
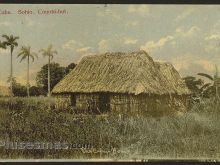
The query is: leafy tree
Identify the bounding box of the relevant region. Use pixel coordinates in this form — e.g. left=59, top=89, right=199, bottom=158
left=2, top=35, right=19, bottom=96
left=29, top=86, right=46, bottom=96
left=183, top=76, right=204, bottom=97
left=17, top=46, right=38, bottom=97
left=39, top=45, right=57, bottom=97
left=198, top=65, right=220, bottom=99
left=65, top=63, right=76, bottom=74
left=36, top=63, right=66, bottom=92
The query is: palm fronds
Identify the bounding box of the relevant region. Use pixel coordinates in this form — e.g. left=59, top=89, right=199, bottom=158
left=39, top=44, right=57, bottom=59
left=198, top=73, right=214, bottom=81
left=17, top=46, right=38, bottom=63
left=0, top=41, right=6, bottom=49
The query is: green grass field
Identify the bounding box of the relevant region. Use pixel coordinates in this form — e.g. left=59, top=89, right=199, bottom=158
left=0, top=97, right=220, bottom=160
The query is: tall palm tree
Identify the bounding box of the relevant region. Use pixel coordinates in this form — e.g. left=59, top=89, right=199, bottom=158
left=2, top=35, right=19, bottom=96
left=39, top=45, right=57, bottom=97
left=17, top=46, right=38, bottom=97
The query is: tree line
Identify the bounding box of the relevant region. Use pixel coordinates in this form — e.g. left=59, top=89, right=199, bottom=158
left=0, top=34, right=76, bottom=97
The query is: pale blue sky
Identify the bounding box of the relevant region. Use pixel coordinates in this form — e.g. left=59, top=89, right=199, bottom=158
left=0, top=4, right=220, bottom=86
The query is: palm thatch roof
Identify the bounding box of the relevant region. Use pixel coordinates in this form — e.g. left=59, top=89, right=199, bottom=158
left=0, top=86, right=11, bottom=97
left=52, top=51, right=191, bottom=95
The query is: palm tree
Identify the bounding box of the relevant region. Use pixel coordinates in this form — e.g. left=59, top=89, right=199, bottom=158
left=198, top=65, right=220, bottom=99
left=39, top=45, right=57, bottom=97
left=2, top=35, right=19, bottom=96
left=17, top=46, right=38, bottom=97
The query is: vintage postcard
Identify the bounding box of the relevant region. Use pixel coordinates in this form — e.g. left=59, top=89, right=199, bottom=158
left=0, top=4, right=220, bottom=162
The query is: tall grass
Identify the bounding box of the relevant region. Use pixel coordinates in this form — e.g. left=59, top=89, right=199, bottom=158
left=0, top=97, right=219, bottom=159
left=0, top=97, right=55, bottom=111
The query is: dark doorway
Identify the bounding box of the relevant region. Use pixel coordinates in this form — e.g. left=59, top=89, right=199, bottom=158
left=99, top=93, right=110, bottom=112
left=71, top=94, right=76, bottom=106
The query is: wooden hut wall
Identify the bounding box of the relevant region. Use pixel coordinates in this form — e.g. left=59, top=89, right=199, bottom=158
left=54, top=94, right=71, bottom=109
left=75, top=93, right=100, bottom=113
left=109, top=94, right=150, bottom=114
left=109, top=93, right=188, bottom=115
left=54, top=92, right=189, bottom=115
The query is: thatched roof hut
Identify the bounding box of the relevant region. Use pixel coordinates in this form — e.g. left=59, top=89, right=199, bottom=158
left=53, top=51, right=190, bottom=96
left=0, top=86, right=11, bottom=97
left=52, top=51, right=190, bottom=115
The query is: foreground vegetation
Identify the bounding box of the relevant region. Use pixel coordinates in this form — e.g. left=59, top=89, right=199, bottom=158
left=0, top=97, right=220, bottom=160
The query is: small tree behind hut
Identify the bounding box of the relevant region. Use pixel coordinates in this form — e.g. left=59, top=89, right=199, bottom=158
left=36, top=63, right=66, bottom=93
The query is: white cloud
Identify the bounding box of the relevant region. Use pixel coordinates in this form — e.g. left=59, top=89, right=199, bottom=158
left=140, top=26, right=202, bottom=55
left=175, top=26, right=201, bottom=38
left=97, top=37, right=140, bottom=53
left=124, top=38, right=138, bottom=45
left=171, top=54, right=215, bottom=73
left=140, top=36, right=174, bottom=53
left=205, top=34, right=220, bottom=41
left=62, top=40, right=83, bottom=51
left=62, top=40, right=95, bottom=61
left=128, top=5, right=150, bottom=17
left=204, top=20, right=220, bottom=53
left=139, top=25, right=215, bottom=76
left=98, top=39, right=110, bottom=53
left=75, top=46, right=95, bottom=61
left=204, top=34, right=220, bottom=53
left=76, top=46, right=93, bottom=54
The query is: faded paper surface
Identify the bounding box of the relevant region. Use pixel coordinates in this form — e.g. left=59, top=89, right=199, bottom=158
left=0, top=4, right=220, bottom=161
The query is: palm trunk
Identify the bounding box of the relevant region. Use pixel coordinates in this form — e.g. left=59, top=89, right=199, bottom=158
left=27, top=56, right=30, bottom=97
left=48, top=56, right=51, bottom=97
left=216, top=81, right=219, bottom=100
left=10, top=48, right=13, bottom=97
left=215, top=65, right=219, bottom=100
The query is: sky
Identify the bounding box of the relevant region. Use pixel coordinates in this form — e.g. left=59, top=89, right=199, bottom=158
left=0, top=4, right=220, bottom=86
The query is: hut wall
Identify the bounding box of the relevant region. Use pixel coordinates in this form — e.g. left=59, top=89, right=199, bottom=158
left=54, top=94, right=71, bottom=109
left=54, top=92, right=189, bottom=115
left=109, top=93, right=188, bottom=116
left=109, top=94, right=151, bottom=115
left=75, top=93, right=100, bottom=113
